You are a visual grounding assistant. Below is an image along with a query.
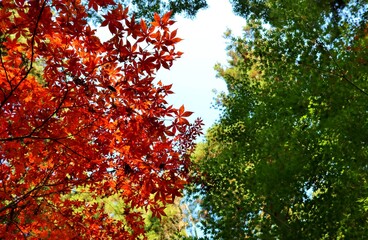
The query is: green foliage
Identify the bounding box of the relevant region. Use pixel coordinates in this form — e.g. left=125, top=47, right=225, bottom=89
left=189, top=0, right=368, bottom=239
left=129, top=0, right=208, bottom=19
left=144, top=198, right=188, bottom=240
left=86, top=0, right=208, bottom=22
left=66, top=189, right=187, bottom=239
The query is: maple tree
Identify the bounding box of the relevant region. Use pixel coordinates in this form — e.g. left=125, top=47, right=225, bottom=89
left=0, top=0, right=202, bottom=238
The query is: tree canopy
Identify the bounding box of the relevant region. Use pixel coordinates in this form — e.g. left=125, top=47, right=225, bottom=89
left=125, top=0, right=208, bottom=19
left=83, top=0, right=208, bottom=21
left=0, top=0, right=202, bottom=238
left=189, top=0, right=368, bottom=239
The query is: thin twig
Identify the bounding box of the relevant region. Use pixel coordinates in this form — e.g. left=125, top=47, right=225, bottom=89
left=316, top=40, right=368, bottom=97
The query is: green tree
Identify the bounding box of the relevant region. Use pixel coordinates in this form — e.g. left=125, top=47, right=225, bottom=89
left=85, top=0, right=208, bottom=21
left=189, top=1, right=368, bottom=239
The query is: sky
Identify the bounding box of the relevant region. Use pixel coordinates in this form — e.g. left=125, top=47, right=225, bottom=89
left=155, top=0, right=246, bottom=133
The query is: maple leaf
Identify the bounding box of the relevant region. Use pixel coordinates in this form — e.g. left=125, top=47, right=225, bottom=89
left=88, top=0, right=115, bottom=11
left=101, top=4, right=127, bottom=34
left=150, top=205, right=167, bottom=219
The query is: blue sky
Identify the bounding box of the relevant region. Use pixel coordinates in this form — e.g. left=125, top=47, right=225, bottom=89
left=156, top=0, right=246, bottom=132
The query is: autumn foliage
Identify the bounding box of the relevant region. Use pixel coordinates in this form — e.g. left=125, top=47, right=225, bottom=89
left=0, top=0, right=202, bottom=238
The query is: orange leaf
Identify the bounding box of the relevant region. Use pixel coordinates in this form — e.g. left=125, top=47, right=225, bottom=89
left=161, top=11, right=172, bottom=24
left=181, top=111, right=193, bottom=117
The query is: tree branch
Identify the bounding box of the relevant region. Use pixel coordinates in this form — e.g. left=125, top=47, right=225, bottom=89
left=0, top=87, right=68, bottom=142
left=0, top=0, right=48, bottom=110
left=316, top=40, right=368, bottom=97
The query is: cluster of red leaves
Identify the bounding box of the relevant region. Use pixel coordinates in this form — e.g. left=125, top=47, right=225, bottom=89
left=0, top=0, right=203, bottom=238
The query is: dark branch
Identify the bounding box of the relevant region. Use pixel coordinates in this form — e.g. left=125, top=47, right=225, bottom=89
left=0, top=0, right=48, bottom=110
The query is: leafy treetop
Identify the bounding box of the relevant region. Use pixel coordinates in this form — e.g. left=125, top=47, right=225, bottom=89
left=188, top=0, right=368, bottom=239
